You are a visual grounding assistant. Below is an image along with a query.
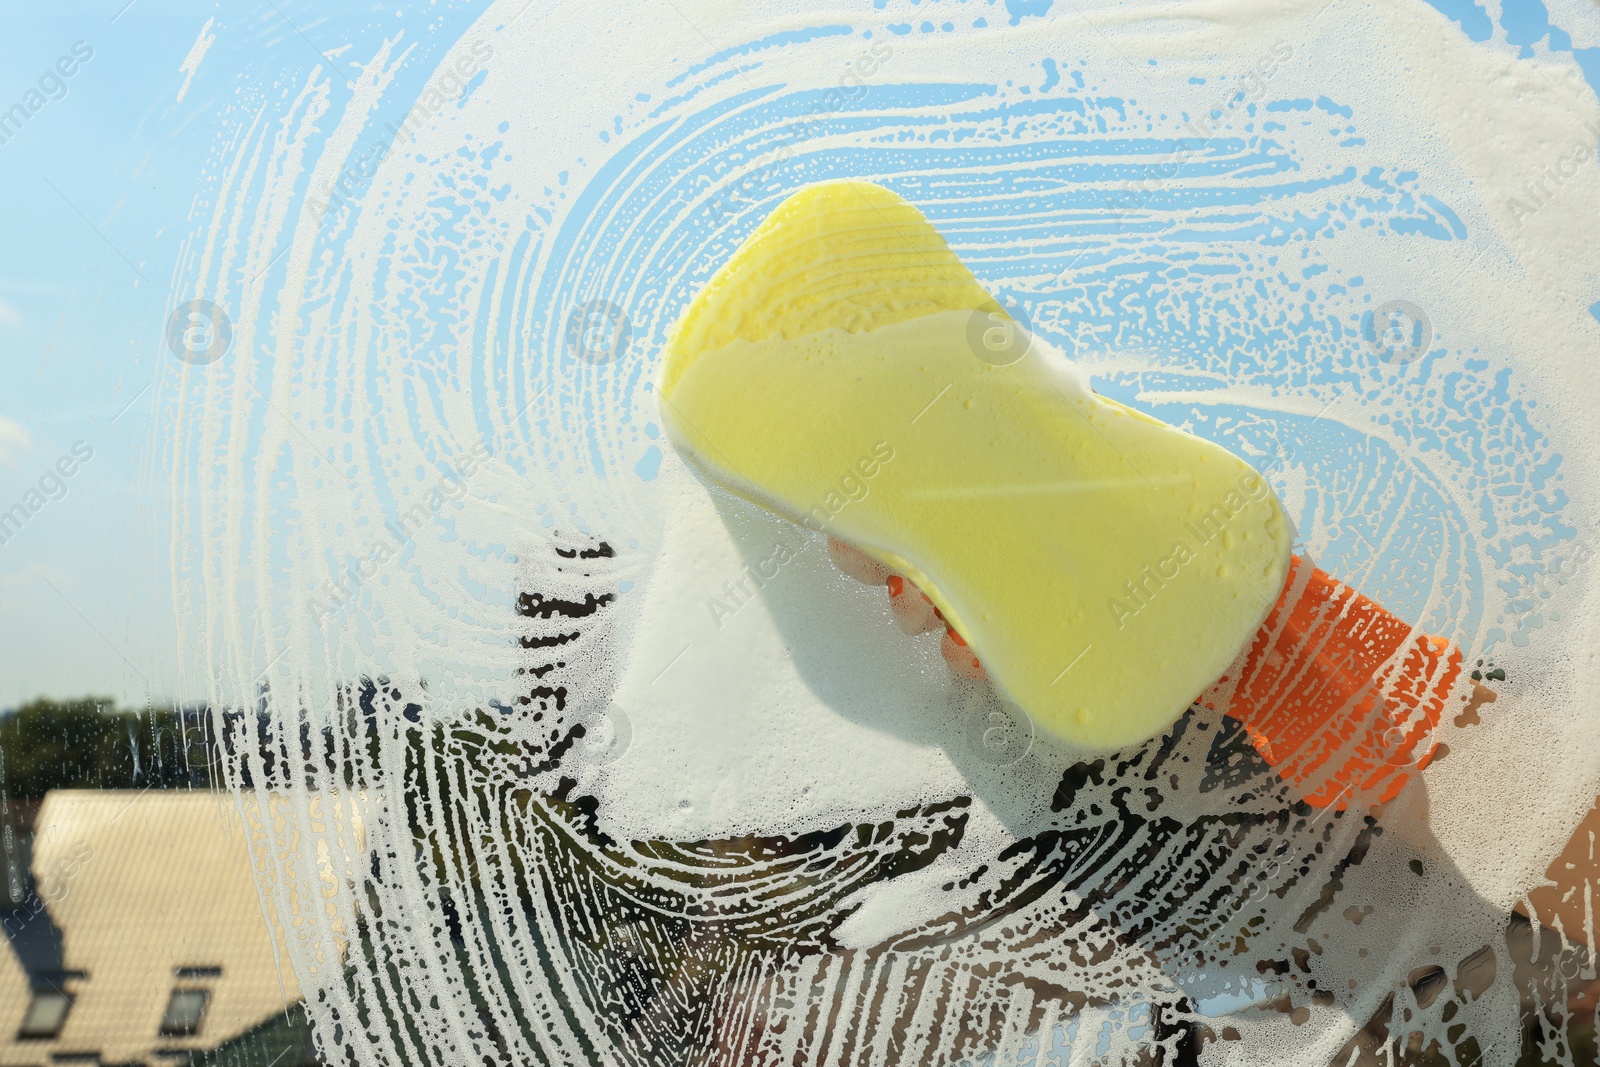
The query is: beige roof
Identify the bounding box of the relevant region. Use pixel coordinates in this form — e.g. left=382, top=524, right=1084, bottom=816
left=0, top=791, right=306, bottom=1066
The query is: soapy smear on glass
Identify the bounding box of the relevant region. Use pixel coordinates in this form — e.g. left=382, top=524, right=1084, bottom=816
left=163, top=1, right=1600, bottom=1063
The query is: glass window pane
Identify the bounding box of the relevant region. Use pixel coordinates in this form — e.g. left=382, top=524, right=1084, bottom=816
left=2, top=4, right=1599, bottom=1066
left=18, top=991, right=71, bottom=1039
left=158, top=990, right=208, bottom=1037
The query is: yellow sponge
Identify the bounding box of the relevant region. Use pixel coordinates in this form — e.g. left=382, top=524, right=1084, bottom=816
left=659, top=180, right=1292, bottom=751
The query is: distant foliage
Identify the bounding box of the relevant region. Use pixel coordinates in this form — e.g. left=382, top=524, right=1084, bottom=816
left=0, top=697, right=213, bottom=798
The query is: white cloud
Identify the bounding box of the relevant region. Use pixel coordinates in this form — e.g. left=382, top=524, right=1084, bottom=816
left=0, top=296, right=20, bottom=327
left=0, top=416, right=29, bottom=465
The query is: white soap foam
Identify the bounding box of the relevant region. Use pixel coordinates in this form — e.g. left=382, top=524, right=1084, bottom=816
left=164, top=1, right=1600, bottom=1063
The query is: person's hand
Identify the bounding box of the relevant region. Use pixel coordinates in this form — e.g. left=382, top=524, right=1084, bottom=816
left=827, top=537, right=986, bottom=680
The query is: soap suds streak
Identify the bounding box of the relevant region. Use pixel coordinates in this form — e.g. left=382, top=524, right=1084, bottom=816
left=377, top=556, right=1366, bottom=1066
left=162, top=3, right=1598, bottom=1064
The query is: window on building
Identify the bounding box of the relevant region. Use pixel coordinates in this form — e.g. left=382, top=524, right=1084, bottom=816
left=158, top=989, right=210, bottom=1037
left=17, top=990, right=72, bottom=1039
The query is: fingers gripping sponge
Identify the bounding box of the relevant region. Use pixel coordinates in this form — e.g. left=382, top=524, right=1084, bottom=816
left=659, top=180, right=1295, bottom=751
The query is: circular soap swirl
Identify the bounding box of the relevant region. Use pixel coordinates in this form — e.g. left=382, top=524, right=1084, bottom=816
left=164, top=6, right=1592, bottom=1065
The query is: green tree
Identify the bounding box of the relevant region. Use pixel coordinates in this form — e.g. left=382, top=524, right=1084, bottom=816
left=0, top=697, right=208, bottom=798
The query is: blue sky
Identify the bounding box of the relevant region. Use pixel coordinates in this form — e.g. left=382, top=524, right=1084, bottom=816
left=0, top=1, right=477, bottom=710
left=2, top=0, right=1593, bottom=711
